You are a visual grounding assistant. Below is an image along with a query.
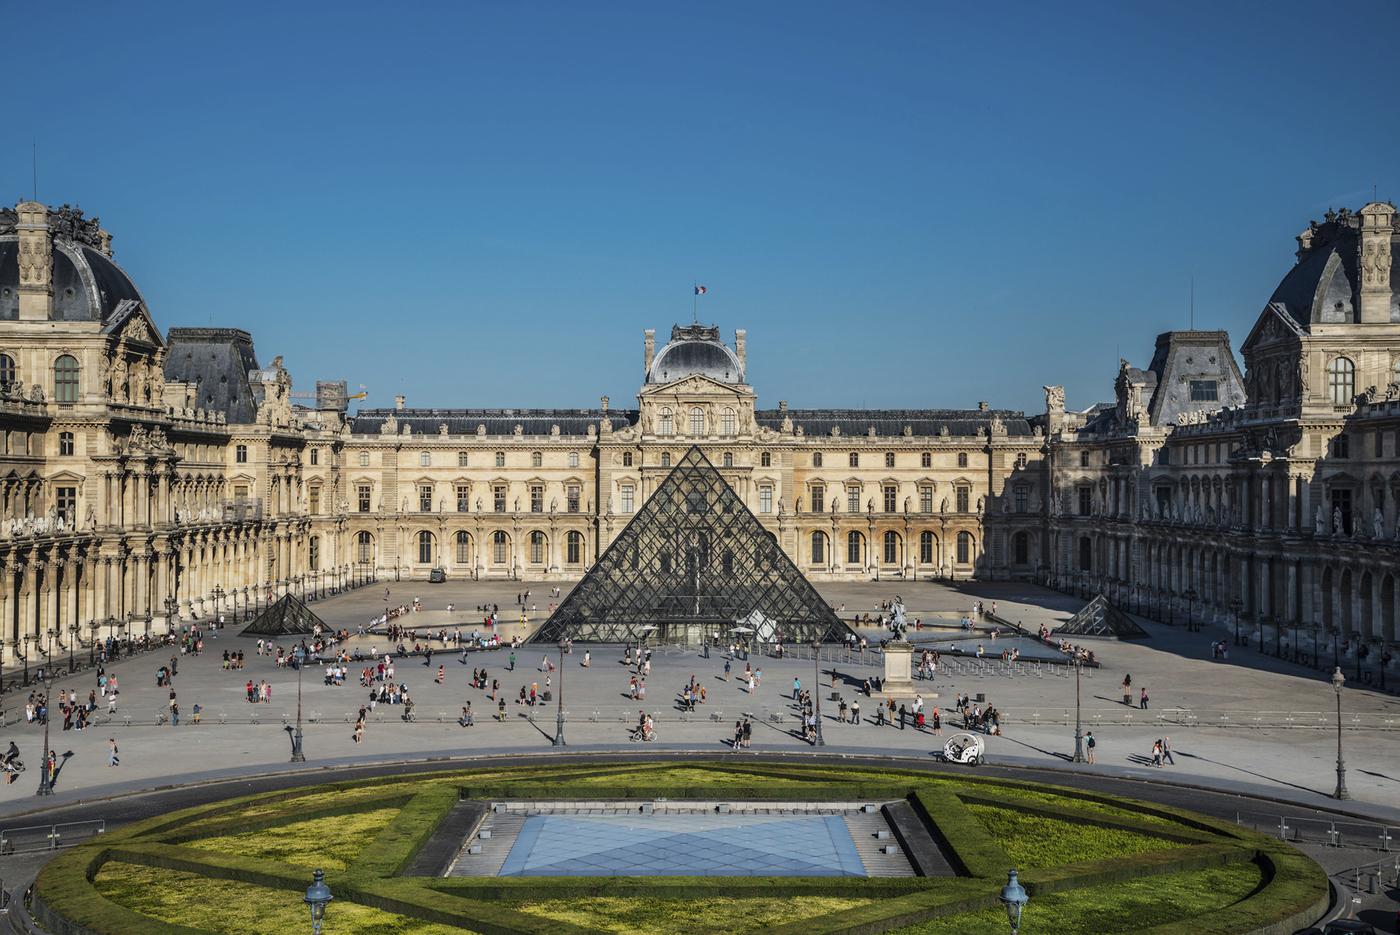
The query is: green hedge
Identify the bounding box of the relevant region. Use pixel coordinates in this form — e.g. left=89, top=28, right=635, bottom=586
left=954, top=789, right=1218, bottom=846
left=906, top=789, right=1009, bottom=879
left=347, top=785, right=459, bottom=882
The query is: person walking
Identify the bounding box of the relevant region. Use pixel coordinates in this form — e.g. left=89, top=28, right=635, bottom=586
left=108, top=737, right=119, bottom=768
left=1161, top=735, right=1175, bottom=765
left=436, top=664, right=445, bottom=685
left=1121, top=674, right=1132, bottom=706
left=582, top=650, right=590, bottom=668
left=1150, top=739, right=1163, bottom=767
left=1085, top=731, right=1097, bottom=764
left=1139, top=686, right=1149, bottom=710
left=792, top=677, right=801, bottom=701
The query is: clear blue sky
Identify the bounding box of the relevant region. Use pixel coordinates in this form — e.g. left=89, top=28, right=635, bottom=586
left=8, top=1, right=1399, bottom=414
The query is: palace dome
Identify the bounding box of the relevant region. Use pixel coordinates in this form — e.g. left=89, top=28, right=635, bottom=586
left=0, top=204, right=144, bottom=322
left=647, top=323, right=745, bottom=384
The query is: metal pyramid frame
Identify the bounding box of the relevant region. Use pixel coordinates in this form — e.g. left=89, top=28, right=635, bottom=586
left=240, top=593, right=326, bottom=638
left=1054, top=594, right=1149, bottom=640
left=531, top=446, right=851, bottom=645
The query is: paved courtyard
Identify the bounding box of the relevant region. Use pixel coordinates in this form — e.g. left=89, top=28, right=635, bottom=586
left=0, top=578, right=1397, bottom=822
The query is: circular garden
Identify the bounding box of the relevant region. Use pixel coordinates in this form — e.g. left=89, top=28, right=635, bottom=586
left=33, top=761, right=1328, bottom=934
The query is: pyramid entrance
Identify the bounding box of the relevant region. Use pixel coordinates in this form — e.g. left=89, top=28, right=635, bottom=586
left=531, top=446, right=849, bottom=646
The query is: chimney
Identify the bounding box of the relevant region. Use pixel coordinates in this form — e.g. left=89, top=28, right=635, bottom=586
left=735, top=329, right=747, bottom=377
left=16, top=202, right=53, bottom=321
left=644, top=329, right=655, bottom=374
left=394, top=394, right=406, bottom=411
left=1358, top=202, right=1395, bottom=324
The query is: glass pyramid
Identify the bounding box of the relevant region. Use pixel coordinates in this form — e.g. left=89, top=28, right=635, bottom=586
left=240, top=593, right=326, bottom=637
left=532, top=446, right=850, bottom=645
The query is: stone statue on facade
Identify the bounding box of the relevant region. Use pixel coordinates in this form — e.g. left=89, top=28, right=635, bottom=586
left=1333, top=507, right=1344, bottom=536
left=1373, top=508, right=1385, bottom=540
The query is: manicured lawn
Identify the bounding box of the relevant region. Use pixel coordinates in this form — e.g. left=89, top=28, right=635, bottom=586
left=94, top=862, right=471, bottom=934
left=886, top=860, right=1265, bottom=934
left=515, top=895, right=875, bottom=933
left=185, top=806, right=403, bottom=871
left=966, top=803, right=1180, bottom=868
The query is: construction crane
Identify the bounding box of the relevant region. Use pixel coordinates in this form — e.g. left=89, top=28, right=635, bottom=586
left=288, top=384, right=369, bottom=402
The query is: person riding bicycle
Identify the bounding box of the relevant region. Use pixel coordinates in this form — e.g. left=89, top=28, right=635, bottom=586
left=3, top=741, right=18, bottom=769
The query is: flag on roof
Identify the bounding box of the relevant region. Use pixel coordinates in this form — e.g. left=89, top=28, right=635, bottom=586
left=694, top=285, right=708, bottom=295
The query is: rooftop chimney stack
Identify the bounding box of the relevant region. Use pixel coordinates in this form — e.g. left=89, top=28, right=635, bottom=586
left=735, top=329, right=747, bottom=377
left=644, top=329, right=656, bottom=374
left=394, top=394, right=406, bottom=411
left=1358, top=202, right=1395, bottom=324
left=16, top=202, right=53, bottom=321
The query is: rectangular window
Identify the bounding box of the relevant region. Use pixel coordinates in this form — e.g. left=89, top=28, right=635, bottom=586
left=493, top=485, right=507, bottom=513
left=1156, top=486, right=1171, bottom=517
left=1375, top=431, right=1383, bottom=458
left=1078, top=486, right=1092, bottom=516
left=759, top=485, right=773, bottom=514
left=420, top=451, right=431, bottom=467
left=883, top=485, right=896, bottom=512
left=921, top=452, right=931, bottom=468
left=55, top=486, right=76, bottom=524
left=235, top=485, right=250, bottom=501
left=620, top=484, right=634, bottom=514
left=847, top=487, right=861, bottom=513
left=812, top=452, right=823, bottom=468
left=419, top=484, right=433, bottom=512
left=1014, top=485, right=1028, bottom=513
left=310, top=448, right=319, bottom=465
left=920, top=486, right=933, bottom=513
left=956, top=486, right=970, bottom=513
left=811, top=485, right=825, bottom=514
left=495, top=451, right=505, bottom=468
left=568, top=451, right=579, bottom=468
left=59, top=432, right=74, bottom=456
left=567, top=485, right=580, bottom=513
left=308, top=488, right=320, bottom=515
left=848, top=452, right=859, bottom=468
left=357, top=484, right=371, bottom=512
left=359, top=452, right=370, bottom=467
left=458, top=451, right=469, bottom=467
left=1189, top=380, right=1218, bottom=401
left=1079, top=450, right=1090, bottom=468
left=456, top=484, right=469, bottom=512
left=236, top=444, right=248, bottom=463
left=1331, top=488, right=1352, bottom=535
left=530, top=485, right=543, bottom=513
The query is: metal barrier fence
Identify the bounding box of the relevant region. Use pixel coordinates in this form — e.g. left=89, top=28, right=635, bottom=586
left=0, top=820, right=105, bottom=855
left=1237, top=812, right=1397, bottom=854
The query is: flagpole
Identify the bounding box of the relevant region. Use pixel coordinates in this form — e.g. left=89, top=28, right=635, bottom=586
left=693, top=282, right=697, bottom=323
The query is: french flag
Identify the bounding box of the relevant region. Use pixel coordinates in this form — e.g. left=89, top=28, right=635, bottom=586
left=694, top=285, right=708, bottom=295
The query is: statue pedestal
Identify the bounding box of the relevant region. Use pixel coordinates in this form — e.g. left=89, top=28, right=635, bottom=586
left=879, top=640, right=934, bottom=699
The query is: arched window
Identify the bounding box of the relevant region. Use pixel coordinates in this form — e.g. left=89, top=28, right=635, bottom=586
left=847, top=531, right=863, bottom=565
left=531, top=451, right=543, bottom=468
left=1328, top=357, right=1355, bottom=405
left=419, top=451, right=431, bottom=467
left=455, top=531, right=471, bottom=564
left=658, top=408, right=674, bottom=435
left=721, top=408, right=736, bottom=435
left=723, top=452, right=733, bottom=467
left=811, top=531, right=826, bottom=564
left=54, top=354, right=79, bottom=404
left=957, top=531, right=972, bottom=564
left=309, top=536, right=320, bottom=571
left=883, top=530, right=899, bottom=564
left=0, top=353, right=14, bottom=388
left=356, top=531, right=374, bottom=563
left=690, top=407, right=704, bottom=435
left=417, top=531, right=434, bottom=564
left=957, top=452, right=968, bottom=468
left=567, top=531, right=582, bottom=564
left=919, top=531, right=935, bottom=564
left=1014, top=531, right=1029, bottom=565
left=458, top=451, right=470, bottom=467
left=492, top=530, right=508, bottom=563
left=529, top=531, right=546, bottom=564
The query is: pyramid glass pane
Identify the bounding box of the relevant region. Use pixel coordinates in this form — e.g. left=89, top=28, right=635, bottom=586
left=240, top=593, right=326, bottom=637
left=532, top=446, right=851, bottom=645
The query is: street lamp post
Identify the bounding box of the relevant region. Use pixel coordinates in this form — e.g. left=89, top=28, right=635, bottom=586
left=36, top=630, right=55, bottom=797
left=1331, top=667, right=1349, bottom=800
left=20, top=635, right=29, bottom=687
left=67, top=623, right=78, bottom=674
left=552, top=639, right=566, bottom=746
left=303, top=869, right=332, bottom=935
left=999, top=869, right=1029, bottom=935
left=1071, top=656, right=1085, bottom=762
left=1229, top=597, right=1244, bottom=647
left=287, top=651, right=306, bottom=762
left=812, top=640, right=825, bottom=747
left=1332, top=627, right=1340, bottom=670
left=1183, top=588, right=1197, bottom=633
left=1257, top=612, right=1265, bottom=654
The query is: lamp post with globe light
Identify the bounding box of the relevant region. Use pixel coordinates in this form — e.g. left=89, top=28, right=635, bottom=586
left=812, top=640, right=825, bottom=747
left=303, top=869, right=332, bottom=935
left=553, top=639, right=566, bottom=747
left=999, top=869, right=1029, bottom=935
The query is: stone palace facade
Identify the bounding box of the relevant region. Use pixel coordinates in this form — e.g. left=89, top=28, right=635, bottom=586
left=1, top=197, right=1397, bottom=665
